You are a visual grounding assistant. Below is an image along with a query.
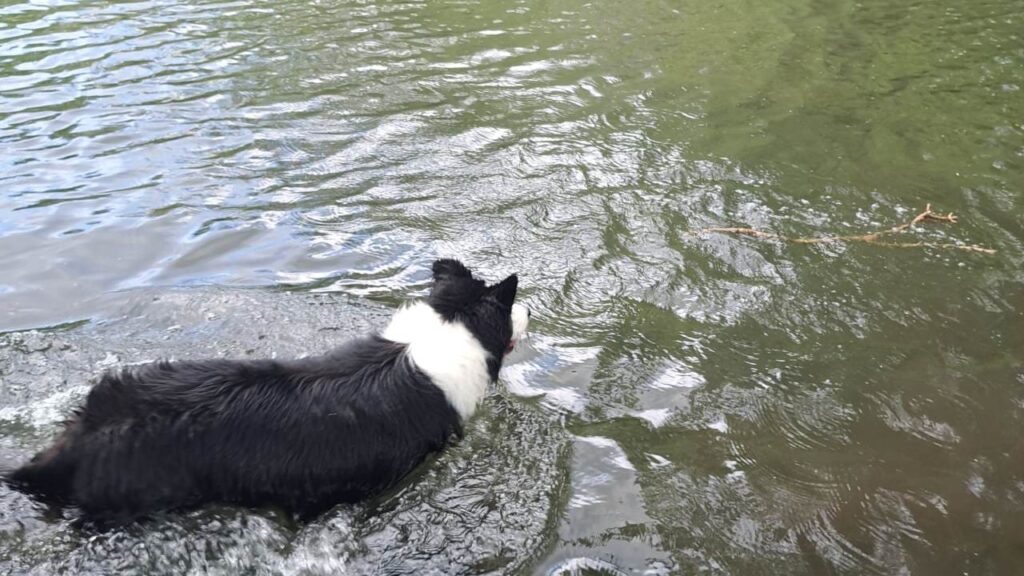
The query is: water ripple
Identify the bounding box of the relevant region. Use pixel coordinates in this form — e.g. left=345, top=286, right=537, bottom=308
left=2, top=0, right=1024, bottom=573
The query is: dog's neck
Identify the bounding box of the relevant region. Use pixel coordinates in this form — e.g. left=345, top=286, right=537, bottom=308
left=382, top=301, right=491, bottom=420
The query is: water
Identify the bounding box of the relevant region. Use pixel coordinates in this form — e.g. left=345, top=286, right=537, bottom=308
left=1, top=0, right=1022, bottom=573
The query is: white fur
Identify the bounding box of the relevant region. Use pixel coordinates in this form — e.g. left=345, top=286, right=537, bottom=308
left=511, top=303, right=529, bottom=343
left=382, top=302, right=491, bottom=420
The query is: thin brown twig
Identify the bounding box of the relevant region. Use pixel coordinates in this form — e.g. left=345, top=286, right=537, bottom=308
left=695, top=227, right=783, bottom=239
left=684, top=203, right=995, bottom=254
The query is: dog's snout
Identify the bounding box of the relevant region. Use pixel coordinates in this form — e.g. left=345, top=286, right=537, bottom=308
left=510, top=303, right=529, bottom=342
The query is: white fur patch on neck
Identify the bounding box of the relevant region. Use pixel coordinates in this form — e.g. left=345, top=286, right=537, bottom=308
left=382, top=301, right=491, bottom=420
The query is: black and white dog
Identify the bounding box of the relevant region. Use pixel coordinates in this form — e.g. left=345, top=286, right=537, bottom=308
left=6, top=259, right=529, bottom=525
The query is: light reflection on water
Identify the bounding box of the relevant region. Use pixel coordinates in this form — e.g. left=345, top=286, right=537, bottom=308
left=2, top=0, right=1023, bottom=573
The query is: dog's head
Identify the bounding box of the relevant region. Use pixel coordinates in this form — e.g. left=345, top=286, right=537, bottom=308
left=428, top=259, right=529, bottom=373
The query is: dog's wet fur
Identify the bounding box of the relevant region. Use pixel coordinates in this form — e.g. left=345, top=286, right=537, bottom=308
left=5, top=259, right=529, bottom=526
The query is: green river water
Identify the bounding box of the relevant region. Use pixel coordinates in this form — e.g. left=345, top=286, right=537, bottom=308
left=1, top=0, right=1023, bottom=574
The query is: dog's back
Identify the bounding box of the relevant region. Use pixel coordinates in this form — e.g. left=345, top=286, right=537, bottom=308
left=7, top=336, right=461, bottom=524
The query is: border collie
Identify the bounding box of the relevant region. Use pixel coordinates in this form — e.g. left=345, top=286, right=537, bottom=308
left=5, top=259, right=529, bottom=525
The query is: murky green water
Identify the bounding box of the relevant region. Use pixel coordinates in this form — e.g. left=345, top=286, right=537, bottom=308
left=2, top=0, right=1023, bottom=573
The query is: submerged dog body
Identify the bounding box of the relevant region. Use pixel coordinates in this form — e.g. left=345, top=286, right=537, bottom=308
left=6, top=259, right=529, bottom=524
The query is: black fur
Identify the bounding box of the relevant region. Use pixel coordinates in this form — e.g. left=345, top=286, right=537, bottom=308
left=5, top=260, right=519, bottom=526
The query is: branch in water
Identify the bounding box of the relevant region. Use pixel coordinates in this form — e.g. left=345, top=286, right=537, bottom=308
left=685, top=204, right=996, bottom=255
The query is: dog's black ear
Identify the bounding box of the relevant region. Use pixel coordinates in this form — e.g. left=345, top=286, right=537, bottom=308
left=491, top=274, right=518, bottom=307
left=430, top=276, right=485, bottom=317
left=432, top=259, right=473, bottom=280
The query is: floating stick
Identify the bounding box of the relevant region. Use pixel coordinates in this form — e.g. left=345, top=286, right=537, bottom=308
left=685, top=204, right=996, bottom=255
